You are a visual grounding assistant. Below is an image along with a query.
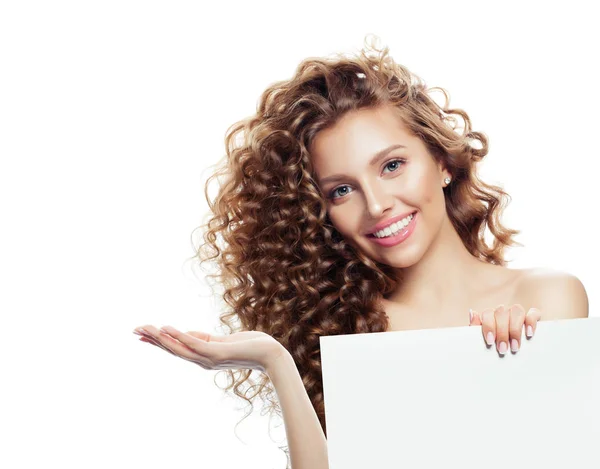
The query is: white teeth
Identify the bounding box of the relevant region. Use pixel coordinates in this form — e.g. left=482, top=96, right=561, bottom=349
left=373, top=214, right=414, bottom=238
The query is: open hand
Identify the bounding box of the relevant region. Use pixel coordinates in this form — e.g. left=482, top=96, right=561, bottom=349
left=469, top=304, right=542, bottom=355
left=133, top=325, right=285, bottom=373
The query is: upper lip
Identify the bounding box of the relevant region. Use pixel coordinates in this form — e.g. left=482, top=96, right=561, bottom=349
left=365, top=211, right=416, bottom=235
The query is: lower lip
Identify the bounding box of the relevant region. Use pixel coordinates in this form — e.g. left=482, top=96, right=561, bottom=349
left=366, top=212, right=418, bottom=247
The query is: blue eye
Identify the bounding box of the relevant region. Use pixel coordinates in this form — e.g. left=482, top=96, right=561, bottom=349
left=329, top=186, right=351, bottom=199
left=385, top=160, right=405, bottom=172
left=328, top=158, right=406, bottom=200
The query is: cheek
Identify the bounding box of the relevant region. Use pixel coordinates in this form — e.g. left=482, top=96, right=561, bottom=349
left=327, top=210, right=348, bottom=234
left=422, top=191, right=433, bottom=204
left=402, top=180, right=432, bottom=205
left=328, top=208, right=360, bottom=239
left=411, top=178, right=439, bottom=205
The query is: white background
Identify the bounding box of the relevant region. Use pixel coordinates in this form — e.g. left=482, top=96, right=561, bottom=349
left=1, top=1, right=598, bottom=468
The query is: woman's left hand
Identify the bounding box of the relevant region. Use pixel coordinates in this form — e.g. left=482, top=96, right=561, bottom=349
left=469, top=304, right=542, bottom=355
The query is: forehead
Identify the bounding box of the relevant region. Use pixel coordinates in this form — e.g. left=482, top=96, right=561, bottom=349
left=310, top=105, right=414, bottom=173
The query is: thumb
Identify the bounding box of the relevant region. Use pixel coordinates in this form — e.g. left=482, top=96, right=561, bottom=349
left=187, top=330, right=217, bottom=342
left=469, top=308, right=482, bottom=326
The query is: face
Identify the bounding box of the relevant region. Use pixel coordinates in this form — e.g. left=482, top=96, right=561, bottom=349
left=310, top=104, right=451, bottom=267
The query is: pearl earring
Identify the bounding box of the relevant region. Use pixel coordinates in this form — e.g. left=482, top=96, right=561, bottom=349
left=444, top=177, right=451, bottom=185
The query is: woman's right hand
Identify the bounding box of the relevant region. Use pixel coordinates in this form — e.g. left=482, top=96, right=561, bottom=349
left=133, top=325, right=286, bottom=374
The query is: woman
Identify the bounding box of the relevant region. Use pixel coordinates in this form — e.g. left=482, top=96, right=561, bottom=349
left=133, top=36, right=589, bottom=469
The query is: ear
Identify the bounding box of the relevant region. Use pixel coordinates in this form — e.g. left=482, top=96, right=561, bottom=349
left=437, top=161, right=450, bottom=180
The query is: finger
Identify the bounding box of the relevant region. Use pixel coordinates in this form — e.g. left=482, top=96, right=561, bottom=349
left=494, top=304, right=510, bottom=356
left=139, top=337, right=176, bottom=355
left=188, top=330, right=265, bottom=343
left=524, top=308, right=542, bottom=339
left=139, top=335, right=159, bottom=346
left=133, top=325, right=156, bottom=337
left=186, top=331, right=226, bottom=343
left=508, top=304, right=526, bottom=353
left=469, top=309, right=482, bottom=326
left=139, top=325, right=202, bottom=359
left=133, top=326, right=168, bottom=347
left=160, top=326, right=225, bottom=362
left=480, top=308, right=496, bottom=347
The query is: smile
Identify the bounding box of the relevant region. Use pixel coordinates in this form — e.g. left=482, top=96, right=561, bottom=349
left=366, top=211, right=417, bottom=247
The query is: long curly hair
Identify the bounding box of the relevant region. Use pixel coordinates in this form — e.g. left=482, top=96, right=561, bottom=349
left=187, top=34, right=521, bottom=464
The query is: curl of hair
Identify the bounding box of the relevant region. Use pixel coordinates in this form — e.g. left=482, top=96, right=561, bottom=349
left=186, top=34, right=521, bottom=466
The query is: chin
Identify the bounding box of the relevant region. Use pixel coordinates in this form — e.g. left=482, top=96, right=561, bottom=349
left=372, top=244, right=423, bottom=268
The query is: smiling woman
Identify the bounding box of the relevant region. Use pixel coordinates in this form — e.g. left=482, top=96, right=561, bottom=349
left=135, top=34, right=589, bottom=469
left=310, top=105, right=454, bottom=259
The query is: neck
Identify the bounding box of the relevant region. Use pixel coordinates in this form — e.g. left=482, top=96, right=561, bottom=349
left=385, top=215, right=489, bottom=312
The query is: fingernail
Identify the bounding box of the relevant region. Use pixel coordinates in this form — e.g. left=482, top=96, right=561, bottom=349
left=511, top=339, right=519, bottom=353
left=469, top=309, right=474, bottom=322
left=133, top=328, right=147, bottom=335
left=526, top=325, right=533, bottom=338
left=498, top=341, right=507, bottom=355
left=486, top=331, right=494, bottom=345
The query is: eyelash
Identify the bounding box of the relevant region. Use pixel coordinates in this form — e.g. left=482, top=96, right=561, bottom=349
left=328, top=158, right=406, bottom=200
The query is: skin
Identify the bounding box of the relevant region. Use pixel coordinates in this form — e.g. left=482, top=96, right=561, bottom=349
left=134, top=104, right=588, bottom=361
left=130, top=102, right=589, bottom=469
left=309, top=103, right=541, bottom=355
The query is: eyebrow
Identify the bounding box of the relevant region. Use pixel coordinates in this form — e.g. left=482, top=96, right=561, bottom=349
left=318, top=144, right=407, bottom=186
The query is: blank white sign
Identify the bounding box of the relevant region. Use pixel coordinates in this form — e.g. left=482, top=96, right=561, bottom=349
left=320, top=318, right=600, bottom=469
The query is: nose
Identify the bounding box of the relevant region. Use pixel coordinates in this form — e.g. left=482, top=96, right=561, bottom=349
left=363, top=183, right=394, bottom=218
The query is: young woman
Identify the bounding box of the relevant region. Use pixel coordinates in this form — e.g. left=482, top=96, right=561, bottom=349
left=133, top=37, right=589, bottom=469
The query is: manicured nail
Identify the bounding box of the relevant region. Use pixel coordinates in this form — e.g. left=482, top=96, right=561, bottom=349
left=486, top=332, right=494, bottom=345
left=511, top=339, right=519, bottom=353
left=526, top=325, right=533, bottom=338
left=498, top=342, right=507, bottom=355
left=133, top=328, right=147, bottom=335
left=469, top=309, right=474, bottom=322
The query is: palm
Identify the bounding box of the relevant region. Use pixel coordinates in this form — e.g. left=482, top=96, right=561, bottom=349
left=135, top=326, right=284, bottom=373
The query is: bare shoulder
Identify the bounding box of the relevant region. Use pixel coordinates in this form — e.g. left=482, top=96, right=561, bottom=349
left=515, top=267, right=589, bottom=320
